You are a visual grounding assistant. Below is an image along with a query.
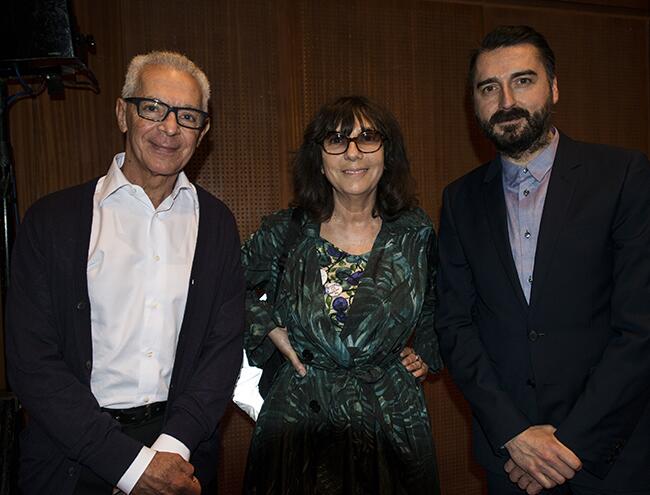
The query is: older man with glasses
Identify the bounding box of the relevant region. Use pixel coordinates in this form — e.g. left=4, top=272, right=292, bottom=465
left=6, top=51, right=244, bottom=495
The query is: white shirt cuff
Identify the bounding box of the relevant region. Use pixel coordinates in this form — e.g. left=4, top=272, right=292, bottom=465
left=115, top=435, right=189, bottom=494
left=116, top=446, right=156, bottom=494
left=151, top=434, right=191, bottom=461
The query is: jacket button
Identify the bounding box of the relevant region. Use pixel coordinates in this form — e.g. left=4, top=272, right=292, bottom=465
left=526, top=379, right=536, bottom=388
left=528, top=330, right=538, bottom=342
left=67, top=466, right=75, bottom=476
left=309, top=400, right=321, bottom=413
left=302, top=349, right=314, bottom=363
left=76, top=301, right=87, bottom=310
left=85, top=360, right=92, bottom=371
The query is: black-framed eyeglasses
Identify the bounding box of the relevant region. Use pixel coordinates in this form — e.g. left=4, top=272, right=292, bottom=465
left=319, top=130, right=385, bottom=155
left=123, top=97, right=209, bottom=130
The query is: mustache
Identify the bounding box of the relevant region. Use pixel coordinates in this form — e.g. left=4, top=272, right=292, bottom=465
left=489, top=107, right=530, bottom=125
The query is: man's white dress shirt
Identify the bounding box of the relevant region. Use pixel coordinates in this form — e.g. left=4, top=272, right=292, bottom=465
left=87, top=153, right=198, bottom=493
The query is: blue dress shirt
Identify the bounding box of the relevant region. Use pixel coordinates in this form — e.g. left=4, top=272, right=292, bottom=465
left=501, top=130, right=560, bottom=303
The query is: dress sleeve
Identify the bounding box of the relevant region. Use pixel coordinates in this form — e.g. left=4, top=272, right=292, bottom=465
left=413, top=227, right=443, bottom=373
left=241, top=210, right=290, bottom=367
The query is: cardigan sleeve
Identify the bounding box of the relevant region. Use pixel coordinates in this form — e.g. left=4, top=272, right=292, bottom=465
left=5, top=197, right=143, bottom=485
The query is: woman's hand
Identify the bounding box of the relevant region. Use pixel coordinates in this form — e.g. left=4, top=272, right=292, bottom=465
left=400, top=346, right=428, bottom=381
left=268, top=327, right=306, bottom=376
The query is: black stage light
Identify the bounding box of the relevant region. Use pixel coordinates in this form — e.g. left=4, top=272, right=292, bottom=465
left=0, top=0, right=94, bottom=77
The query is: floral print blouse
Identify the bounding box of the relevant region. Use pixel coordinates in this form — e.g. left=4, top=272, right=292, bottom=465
left=317, top=238, right=369, bottom=329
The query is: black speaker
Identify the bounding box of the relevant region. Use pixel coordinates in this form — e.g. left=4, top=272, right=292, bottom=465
left=0, top=0, right=91, bottom=77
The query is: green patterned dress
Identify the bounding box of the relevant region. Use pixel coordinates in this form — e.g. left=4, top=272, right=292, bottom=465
left=242, top=208, right=441, bottom=495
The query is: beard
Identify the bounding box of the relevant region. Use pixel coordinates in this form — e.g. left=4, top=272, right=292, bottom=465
left=478, top=97, right=553, bottom=159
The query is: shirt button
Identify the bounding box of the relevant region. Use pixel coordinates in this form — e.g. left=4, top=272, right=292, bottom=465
left=524, top=231, right=531, bottom=239
left=523, top=189, right=530, bottom=196
left=523, top=168, right=529, bottom=174
left=154, top=255, right=160, bottom=262
left=146, top=351, right=153, bottom=358
left=144, top=397, right=150, bottom=403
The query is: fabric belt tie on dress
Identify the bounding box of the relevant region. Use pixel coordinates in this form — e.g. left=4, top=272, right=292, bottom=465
left=101, top=401, right=167, bottom=425
left=309, top=360, right=392, bottom=432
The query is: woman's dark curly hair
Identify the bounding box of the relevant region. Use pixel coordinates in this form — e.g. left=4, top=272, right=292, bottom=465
left=291, top=96, right=417, bottom=222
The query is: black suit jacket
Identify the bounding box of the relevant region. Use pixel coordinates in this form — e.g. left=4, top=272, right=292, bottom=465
left=6, top=178, right=244, bottom=494
left=436, top=133, right=650, bottom=489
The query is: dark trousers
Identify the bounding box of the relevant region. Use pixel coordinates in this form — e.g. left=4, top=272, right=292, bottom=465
left=487, top=472, right=650, bottom=495
left=72, top=415, right=163, bottom=495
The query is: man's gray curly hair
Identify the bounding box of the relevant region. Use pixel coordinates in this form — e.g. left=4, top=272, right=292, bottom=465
left=121, top=51, right=210, bottom=110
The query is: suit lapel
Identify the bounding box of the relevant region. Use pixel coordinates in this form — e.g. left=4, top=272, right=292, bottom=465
left=482, top=157, right=528, bottom=310
left=529, top=134, right=581, bottom=308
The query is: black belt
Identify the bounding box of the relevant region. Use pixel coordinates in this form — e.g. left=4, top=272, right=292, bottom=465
left=101, top=401, right=166, bottom=425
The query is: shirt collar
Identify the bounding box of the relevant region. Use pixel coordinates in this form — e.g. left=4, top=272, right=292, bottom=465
left=501, top=128, right=560, bottom=184
left=169, top=167, right=197, bottom=205
left=98, top=152, right=198, bottom=209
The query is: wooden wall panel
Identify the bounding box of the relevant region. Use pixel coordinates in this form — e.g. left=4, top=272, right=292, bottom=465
left=216, top=406, right=254, bottom=494
left=2, top=1, right=649, bottom=494
left=482, top=5, right=649, bottom=154
left=409, top=1, right=490, bottom=217
left=9, top=1, right=126, bottom=215
left=117, top=0, right=283, bottom=238
left=565, top=0, right=650, bottom=9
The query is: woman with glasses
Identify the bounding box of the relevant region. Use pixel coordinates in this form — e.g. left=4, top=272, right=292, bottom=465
left=242, top=96, right=441, bottom=494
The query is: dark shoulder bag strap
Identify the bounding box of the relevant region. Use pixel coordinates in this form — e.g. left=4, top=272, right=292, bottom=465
left=258, top=207, right=303, bottom=398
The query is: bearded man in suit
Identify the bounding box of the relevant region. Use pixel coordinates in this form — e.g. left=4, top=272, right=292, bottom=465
left=436, top=25, right=650, bottom=495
